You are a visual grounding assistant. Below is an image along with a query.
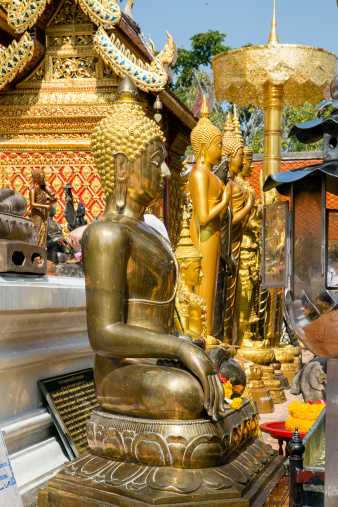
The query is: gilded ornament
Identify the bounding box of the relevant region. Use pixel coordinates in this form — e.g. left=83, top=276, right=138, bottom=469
left=52, top=57, right=95, bottom=79
left=75, top=0, right=121, bottom=29
left=94, top=28, right=175, bottom=92
left=0, top=32, right=34, bottom=89
left=3, top=0, right=48, bottom=34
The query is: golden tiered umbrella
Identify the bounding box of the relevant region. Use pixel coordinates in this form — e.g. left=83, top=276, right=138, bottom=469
left=212, top=0, right=337, bottom=178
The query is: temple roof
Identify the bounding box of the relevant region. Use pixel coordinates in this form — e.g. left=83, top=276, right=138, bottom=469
left=289, top=115, right=338, bottom=144
left=263, top=159, right=338, bottom=197
left=0, top=0, right=197, bottom=129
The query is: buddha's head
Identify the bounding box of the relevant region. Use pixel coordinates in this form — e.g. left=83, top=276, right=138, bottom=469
left=242, top=147, right=253, bottom=178
left=91, top=76, right=169, bottom=212
left=222, top=114, right=244, bottom=177
left=191, top=96, right=222, bottom=167
left=175, top=209, right=203, bottom=289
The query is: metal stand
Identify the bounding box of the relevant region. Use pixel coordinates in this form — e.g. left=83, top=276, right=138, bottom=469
left=325, top=358, right=338, bottom=507
left=288, top=428, right=305, bottom=507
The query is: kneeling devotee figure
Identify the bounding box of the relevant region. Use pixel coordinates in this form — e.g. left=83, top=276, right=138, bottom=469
left=39, top=76, right=278, bottom=507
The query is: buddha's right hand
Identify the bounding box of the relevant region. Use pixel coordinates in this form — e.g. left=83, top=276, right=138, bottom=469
left=177, top=340, right=225, bottom=421
left=222, top=184, right=231, bottom=206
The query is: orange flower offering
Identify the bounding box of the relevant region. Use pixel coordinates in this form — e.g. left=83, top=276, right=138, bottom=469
left=231, top=397, right=243, bottom=410
left=219, top=375, right=233, bottom=399
left=285, top=401, right=325, bottom=434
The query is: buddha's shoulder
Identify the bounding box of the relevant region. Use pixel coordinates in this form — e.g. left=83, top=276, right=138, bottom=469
left=229, top=180, right=244, bottom=195
left=83, top=214, right=156, bottom=243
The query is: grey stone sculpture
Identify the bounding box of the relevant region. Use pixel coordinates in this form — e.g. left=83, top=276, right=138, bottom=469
left=290, top=357, right=327, bottom=403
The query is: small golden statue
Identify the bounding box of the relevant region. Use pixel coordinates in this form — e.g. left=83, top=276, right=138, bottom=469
left=175, top=209, right=207, bottom=340
left=189, top=96, right=230, bottom=335
left=222, top=113, right=255, bottom=342
left=175, top=208, right=221, bottom=346
left=29, top=169, right=57, bottom=247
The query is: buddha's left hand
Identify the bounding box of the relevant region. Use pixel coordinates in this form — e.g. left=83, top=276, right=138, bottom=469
left=177, top=340, right=225, bottom=421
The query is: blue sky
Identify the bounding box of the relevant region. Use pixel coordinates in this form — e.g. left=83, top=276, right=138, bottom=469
left=129, top=0, right=338, bottom=60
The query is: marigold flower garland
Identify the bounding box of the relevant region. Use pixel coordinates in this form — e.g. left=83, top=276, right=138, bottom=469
left=219, top=374, right=243, bottom=409
left=285, top=400, right=325, bottom=434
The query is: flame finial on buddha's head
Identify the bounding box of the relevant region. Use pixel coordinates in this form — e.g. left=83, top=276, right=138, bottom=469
left=190, top=96, right=222, bottom=161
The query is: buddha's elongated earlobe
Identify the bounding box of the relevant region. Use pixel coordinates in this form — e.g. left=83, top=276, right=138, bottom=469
left=115, top=152, right=128, bottom=211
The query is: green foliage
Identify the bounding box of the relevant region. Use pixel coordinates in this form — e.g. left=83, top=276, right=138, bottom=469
left=281, top=102, right=332, bottom=152
left=170, top=30, right=230, bottom=102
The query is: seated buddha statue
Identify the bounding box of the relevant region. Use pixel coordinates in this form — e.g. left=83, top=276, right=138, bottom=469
left=189, top=96, right=231, bottom=336
left=222, top=114, right=255, bottom=343
left=84, top=76, right=225, bottom=423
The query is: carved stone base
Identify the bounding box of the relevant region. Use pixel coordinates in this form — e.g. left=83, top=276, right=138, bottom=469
left=249, top=385, right=275, bottom=414
left=261, top=365, right=275, bottom=381
left=280, top=363, right=298, bottom=384
left=264, top=384, right=287, bottom=404
left=274, top=370, right=290, bottom=389
left=87, top=399, right=258, bottom=469
left=39, top=440, right=285, bottom=506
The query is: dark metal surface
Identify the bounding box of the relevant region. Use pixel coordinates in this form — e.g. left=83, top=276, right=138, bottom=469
left=289, top=116, right=338, bottom=144
left=263, top=160, right=338, bottom=197
left=325, top=358, right=338, bottom=507
left=0, top=212, right=38, bottom=244
left=287, top=429, right=305, bottom=507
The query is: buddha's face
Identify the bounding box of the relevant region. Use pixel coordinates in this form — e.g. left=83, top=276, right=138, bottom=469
left=229, top=147, right=244, bottom=176
left=204, top=135, right=222, bottom=167
left=242, top=155, right=253, bottom=178
left=184, top=260, right=203, bottom=288
left=127, top=140, right=170, bottom=207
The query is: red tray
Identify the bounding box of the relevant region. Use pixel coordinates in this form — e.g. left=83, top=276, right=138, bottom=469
left=260, top=421, right=306, bottom=439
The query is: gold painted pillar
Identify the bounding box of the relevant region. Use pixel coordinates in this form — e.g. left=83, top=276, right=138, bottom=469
left=263, top=83, right=284, bottom=179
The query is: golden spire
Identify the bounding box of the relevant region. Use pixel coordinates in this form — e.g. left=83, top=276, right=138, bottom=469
left=268, top=0, right=279, bottom=45
left=200, top=95, right=209, bottom=118
left=233, top=105, right=243, bottom=143
left=222, top=113, right=243, bottom=158
left=224, top=113, right=234, bottom=134
left=175, top=208, right=202, bottom=263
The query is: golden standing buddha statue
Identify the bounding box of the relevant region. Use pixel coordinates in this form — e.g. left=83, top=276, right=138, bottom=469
left=189, top=96, right=231, bottom=336
left=222, top=114, right=255, bottom=343
left=233, top=121, right=262, bottom=347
